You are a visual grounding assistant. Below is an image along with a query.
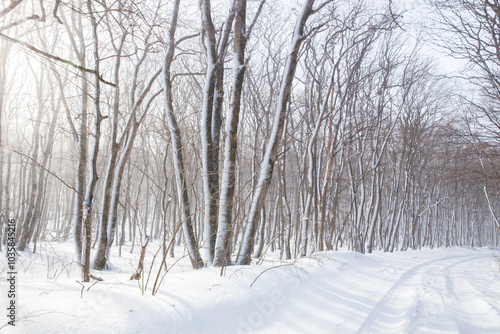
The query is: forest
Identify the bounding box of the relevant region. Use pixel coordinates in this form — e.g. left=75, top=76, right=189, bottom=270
left=1, top=0, right=500, bottom=285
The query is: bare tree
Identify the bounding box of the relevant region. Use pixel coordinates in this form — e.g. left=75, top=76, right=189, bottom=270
left=199, top=0, right=236, bottom=265
left=237, top=0, right=322, bottom=265
left=432, top=0, right=500, bottom=234
left=214, top=0, right=265, bottom=266
left=163, top=0, right=204, bottom=269
left=93, top=1, right=163, bottom=270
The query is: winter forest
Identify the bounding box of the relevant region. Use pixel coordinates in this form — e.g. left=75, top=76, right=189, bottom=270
left=1, top=0, right=500, bottom=333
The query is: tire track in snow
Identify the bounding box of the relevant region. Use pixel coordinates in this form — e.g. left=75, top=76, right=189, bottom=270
left=356, top=254, right=484, bottom=334
left=443, top=257, right=500, bottom=331
left=466, top=277, right=500, bottom=315
left=455, top=259, right=500, bottom=316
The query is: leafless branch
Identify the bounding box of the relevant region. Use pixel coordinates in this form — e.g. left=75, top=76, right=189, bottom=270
left=9, top=148, right=80, bottom=195
left=0, top=32, right=116, bottom=87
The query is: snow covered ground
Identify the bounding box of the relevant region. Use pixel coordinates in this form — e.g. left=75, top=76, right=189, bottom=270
left=1, top=242, right=499, bottom=334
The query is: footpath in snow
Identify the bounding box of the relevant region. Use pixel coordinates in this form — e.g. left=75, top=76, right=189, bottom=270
left=1, top=244, right=499, bottom=333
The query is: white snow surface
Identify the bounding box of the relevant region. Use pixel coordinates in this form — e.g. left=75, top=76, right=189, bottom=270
left=1, top=242, right=499, bottom=334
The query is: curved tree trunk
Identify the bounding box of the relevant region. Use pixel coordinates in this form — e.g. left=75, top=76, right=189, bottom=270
left=93, top=32, right=125, bottom=270
left=163, top=0, right=203, bottom=269
left=237, top=0, right=316, bottom=265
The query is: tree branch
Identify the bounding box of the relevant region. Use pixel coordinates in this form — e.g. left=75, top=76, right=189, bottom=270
left=0, top=15, right=41, bottom=32
left=0, top=0, right=25, bottom=19
left=0, top=32, right=116, bottom=87
left=9, top=148, right=80, bottom=195
left=246, top=0, right=266, bottom=42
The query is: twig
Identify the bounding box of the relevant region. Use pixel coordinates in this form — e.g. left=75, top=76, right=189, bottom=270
left=249, top=263, right=294, bottom=288
left=76, top=280, right=85, bottom=298
left=87, top=280, right=100, bottom=291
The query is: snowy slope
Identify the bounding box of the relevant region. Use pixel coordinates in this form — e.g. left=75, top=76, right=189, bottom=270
left=1, top=243, right=499, bottom=334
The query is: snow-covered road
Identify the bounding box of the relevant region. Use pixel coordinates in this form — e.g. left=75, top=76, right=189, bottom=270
left=1, top=245, right=499, bottom=333
left=356, top=253, right=500, bottom=333
left=244, top=248, right=500, bottom=333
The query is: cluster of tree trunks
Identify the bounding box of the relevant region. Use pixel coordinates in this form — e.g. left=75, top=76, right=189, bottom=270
left=0, top=0, right=499, bottom=282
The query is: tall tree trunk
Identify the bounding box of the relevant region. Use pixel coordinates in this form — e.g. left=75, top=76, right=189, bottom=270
left=0, top=41, right=9, bottom=249
left=213, top=0, right=247, bottom=267
left=237, top=0, right=316, bottom=265
left=107, top=124, right=137, bottom=259
left=81, top=0, right=103, bottom=282
left=299, top=75, right=334, bottom=256
left=93, top=32, right=126, bottom=270
left=68, top=0, right=89, bottom=264
left=21, top=86, right=61, bottom=251
left=105, top=72, right=162, bottom=261
left=163, top=0, right=203, bottom=269
left=199, top=0, right=220, bottom=265
left=17, top=71, right=45, bottom=251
